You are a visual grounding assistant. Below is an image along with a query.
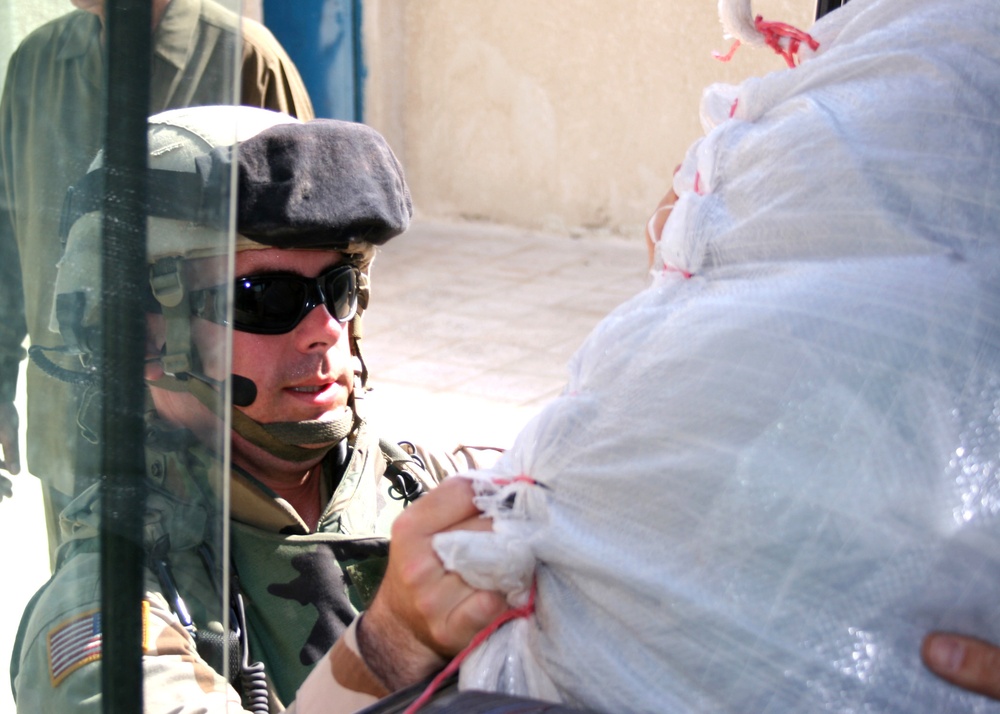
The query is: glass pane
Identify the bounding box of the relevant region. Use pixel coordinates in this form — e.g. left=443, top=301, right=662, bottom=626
left=0, top=0, right=290, bottom=709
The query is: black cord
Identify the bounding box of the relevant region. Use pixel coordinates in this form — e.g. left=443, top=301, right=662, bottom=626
left=385, top=463, right=424, bottom=504
left=233, top=583, right=270, bottom=714
left=27, top=345, right=98, bottom=386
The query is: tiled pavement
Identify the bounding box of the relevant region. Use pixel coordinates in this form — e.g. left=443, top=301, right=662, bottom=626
left=361, top=218, right=649, bottom=451
left=0, top=218, right=649, bottom=713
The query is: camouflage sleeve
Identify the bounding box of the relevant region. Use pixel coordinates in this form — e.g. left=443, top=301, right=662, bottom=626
left=286, top=617, right=388, bottom=714
left=14, top=554, right=245, bottom=713
left=403, top=443, right=505, bottom=484
left=14, top=580, right=104, bottom=713
left=141, top=591, right=247, bottom=712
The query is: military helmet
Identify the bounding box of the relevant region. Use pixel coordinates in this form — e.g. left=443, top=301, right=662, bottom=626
left=45, top=105, right=411, bottom=459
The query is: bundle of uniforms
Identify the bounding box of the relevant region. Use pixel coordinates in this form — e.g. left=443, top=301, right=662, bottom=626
left=434, top=0, right=1000, bottom=711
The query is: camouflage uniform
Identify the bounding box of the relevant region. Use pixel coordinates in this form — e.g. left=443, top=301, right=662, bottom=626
left=11, top=414, right=484, bottom=712
left=10, top=108, right=489, bottom=714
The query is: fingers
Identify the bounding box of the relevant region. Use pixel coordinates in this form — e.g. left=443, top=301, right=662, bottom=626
left=0, top=433, right=20, bottom=475
left=645, top=187, right=680, bottom=269
left=923, top=632, right=1000, bottom=700
left=436, top=588, right=508, bottom=651
left=0, top=401, right=20, bottom=475
left=415, top=552, right=509, bottom=656
left=0, top=474, right=11, bottom=500
left=359, top=477, right=510, bottom=688
left=443, top=512, right=493, bottom=534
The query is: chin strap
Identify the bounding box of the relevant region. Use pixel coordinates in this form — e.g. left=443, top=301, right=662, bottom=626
left=229, top=407, right=355, bottom=462
left=148, top=371, right=357, bottom=462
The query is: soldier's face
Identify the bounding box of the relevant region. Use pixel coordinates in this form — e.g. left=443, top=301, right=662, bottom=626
left=148, top=248, right=354, bottom=445
left=224, top=248, right=355, bottom=428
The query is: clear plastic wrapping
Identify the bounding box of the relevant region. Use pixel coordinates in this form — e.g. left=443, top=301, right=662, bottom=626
left=434, top=0, right=1000, bottom=711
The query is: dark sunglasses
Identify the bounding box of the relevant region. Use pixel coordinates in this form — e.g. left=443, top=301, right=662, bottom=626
left=190, top=264, right=360, bottom=334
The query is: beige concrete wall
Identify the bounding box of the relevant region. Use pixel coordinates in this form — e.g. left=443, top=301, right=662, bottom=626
left=364, top=0, right=815, bottom=239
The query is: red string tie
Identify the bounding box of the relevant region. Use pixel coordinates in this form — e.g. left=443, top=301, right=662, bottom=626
left=660, top=264, right=693, bottom=280
left=713, top=15, right=819, bottom=68
left=491, top=475, right=540, bottom=487
left=403, top=580, right=538, bottom=714
left=754, top=15, right=819, bottom=68
left=713, top=38, right=743, bottom=63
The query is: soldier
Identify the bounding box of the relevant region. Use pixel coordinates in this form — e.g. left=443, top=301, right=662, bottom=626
left=10, top=105, right=503, bottom=712
left=0, top=0, right=315, bottom=552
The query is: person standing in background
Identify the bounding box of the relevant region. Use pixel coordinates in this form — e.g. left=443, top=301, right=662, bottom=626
left=0, top=0, right=314, bottom=553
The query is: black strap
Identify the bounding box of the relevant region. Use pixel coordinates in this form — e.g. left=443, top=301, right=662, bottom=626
left=418, top=691, right=597, bottom=713
left=152, top=540, right=269, bottom=713
left=190, top=581, right=269, bottom=714
left=194, top=625, right=241, bottom=684
left=59, top=161, right=229, bottom=243
left=355, top=676, right=597, bottom=714
left=354, top=673, right=456, bottom=714
left=231, top=576, right=270, bottom=714
left=379, top=439, right=426, bottom=505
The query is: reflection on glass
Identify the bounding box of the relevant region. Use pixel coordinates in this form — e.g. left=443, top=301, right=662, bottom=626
left=0, top=0, right=313, bottom=710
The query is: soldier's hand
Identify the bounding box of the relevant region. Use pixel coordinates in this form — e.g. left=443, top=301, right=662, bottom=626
left=645, top=186, right=678, bottom=269
left=922, top=632, right=1000, bottom=700
left=0, top=400, right=20, bottom=494
left=357, top=477, right=508, bottom=690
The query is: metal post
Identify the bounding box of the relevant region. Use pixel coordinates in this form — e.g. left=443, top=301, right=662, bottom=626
left=352, top=0, right=366, bottom=122
left=100, top=0, right=152, bottom=712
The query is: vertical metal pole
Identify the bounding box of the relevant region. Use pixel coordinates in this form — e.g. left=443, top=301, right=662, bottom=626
left=100, top=0, right=151, bottom=712
left=352, top=0, right=366, bottom=122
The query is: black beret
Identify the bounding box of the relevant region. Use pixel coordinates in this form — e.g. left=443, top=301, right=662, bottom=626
left=232, top=119, right=411, bottom=249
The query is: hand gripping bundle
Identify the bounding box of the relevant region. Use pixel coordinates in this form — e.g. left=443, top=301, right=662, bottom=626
left=434, top=0, right=1000, bottom=711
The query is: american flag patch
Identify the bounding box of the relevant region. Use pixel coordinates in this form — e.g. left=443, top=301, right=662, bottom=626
left=48, top=609, right=102, bottom=686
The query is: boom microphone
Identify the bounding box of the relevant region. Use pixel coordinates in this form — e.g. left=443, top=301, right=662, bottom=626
left=232, top=374, right=258, bottom=407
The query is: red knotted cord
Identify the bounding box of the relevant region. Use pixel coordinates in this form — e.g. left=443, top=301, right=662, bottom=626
left=713, top=39, right=743, bottom=63
left=755, top=15, right=820, bottom=67
left=661, top=264, right=694, bottom=280
left=491, top=475, right=540, bottom=487
left=713, top=15, right=819, bottom=68
left=403, top=580, right=538, bottom=714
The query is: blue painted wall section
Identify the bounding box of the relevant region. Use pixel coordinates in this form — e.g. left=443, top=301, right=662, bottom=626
left=262, top=0, right=365, bottom=121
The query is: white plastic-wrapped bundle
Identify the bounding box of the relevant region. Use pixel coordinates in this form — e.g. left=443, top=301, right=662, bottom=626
left=434, top=0, right=1000, bottom=711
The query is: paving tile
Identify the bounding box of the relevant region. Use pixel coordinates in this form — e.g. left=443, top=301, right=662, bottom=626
left=443, top=338, right=539, bottom=370
left=363, top=384, right=541, bottom=451
left=451, top=370, right=567, bottom=406
left=365, top=218, right=643, bottom=447
left=373, top=358, right=486, bottom=392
